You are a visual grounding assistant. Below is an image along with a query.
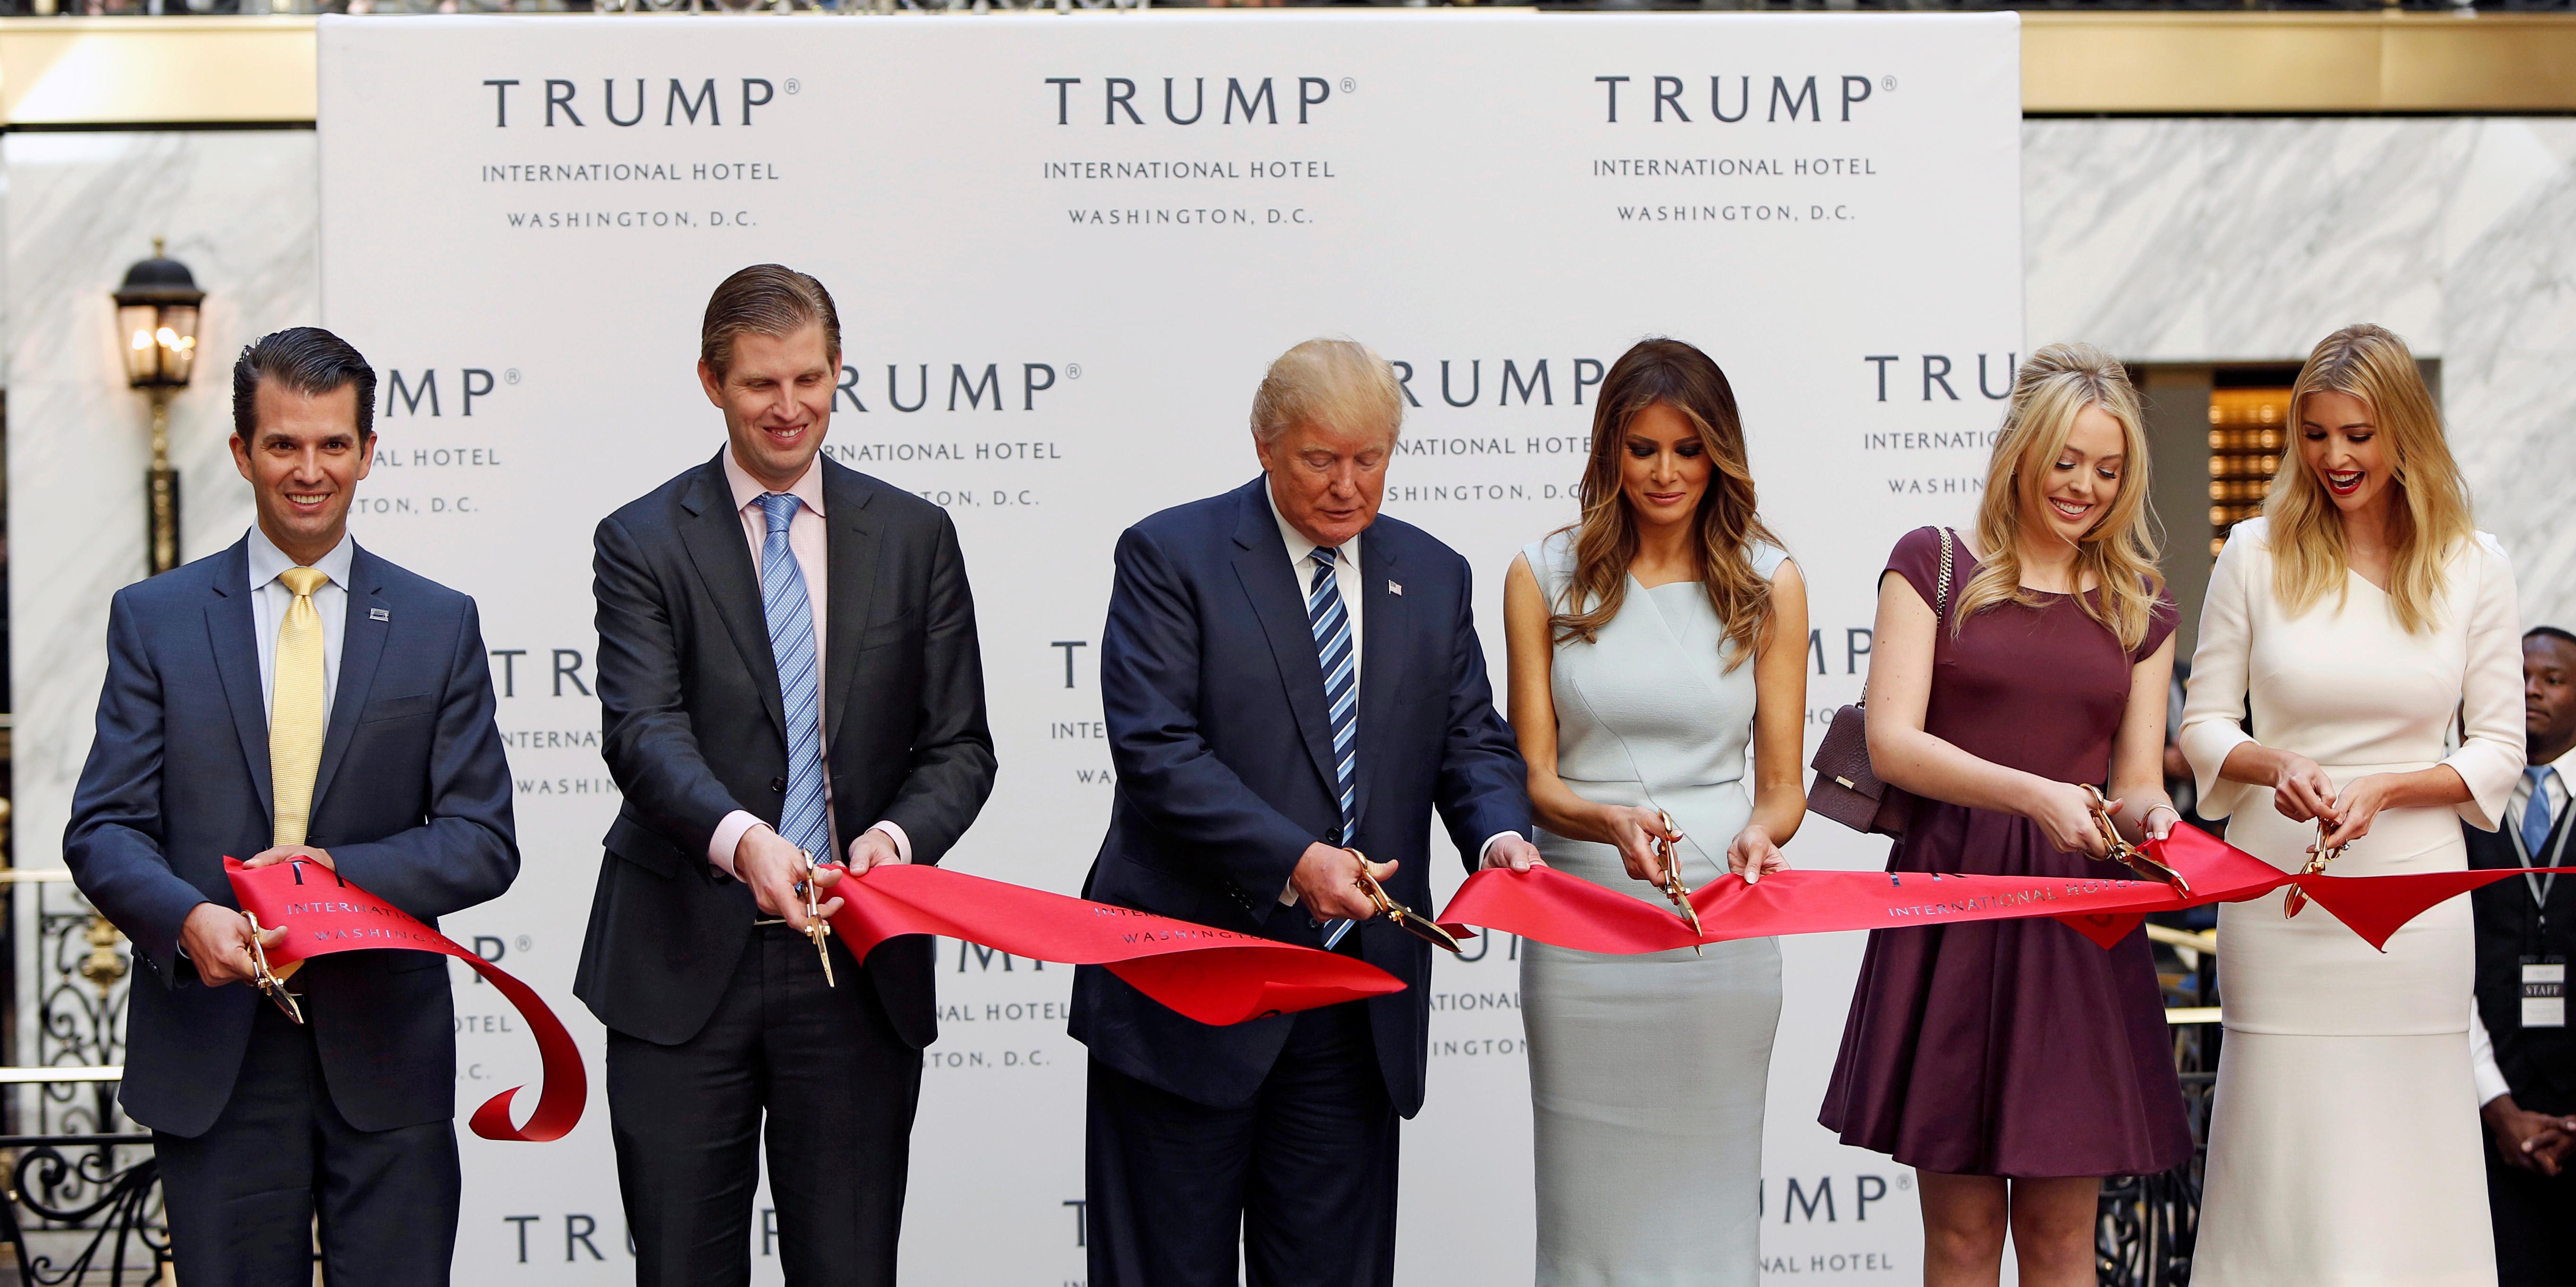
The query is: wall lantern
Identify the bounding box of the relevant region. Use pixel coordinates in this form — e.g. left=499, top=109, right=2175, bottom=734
left=113, top=238, right=204, bottom=576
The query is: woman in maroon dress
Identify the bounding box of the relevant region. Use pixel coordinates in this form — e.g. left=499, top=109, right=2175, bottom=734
left=1819, top=344, right=2190, bottom=1287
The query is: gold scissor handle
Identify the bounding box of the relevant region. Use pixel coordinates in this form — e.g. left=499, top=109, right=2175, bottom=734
left=2081, top=785, right=2193, bottom=900
left=243, top=912, right=304, bottom=1025
left=2284, top=820, right=2347, bottom=919
left=1652, top=811, right=1704, bottom=955
left=1347, top=849, right=1464, bottom=955
left=796, top=849, right=836, bottom=988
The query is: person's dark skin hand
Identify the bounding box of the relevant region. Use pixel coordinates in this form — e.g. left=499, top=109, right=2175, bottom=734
left=2483, top=1094, right=2576, bottom=1176
left=1289, top=843, right=1396, bottom=921
left=178, top=903, right=286, bottom=987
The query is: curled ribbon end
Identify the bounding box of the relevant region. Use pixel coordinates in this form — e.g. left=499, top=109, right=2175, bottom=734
left=469, top=1084, right=580, bottom=1143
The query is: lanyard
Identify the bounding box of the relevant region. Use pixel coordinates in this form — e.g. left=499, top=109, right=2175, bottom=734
left=2506, top=790, right=2573, bottom=914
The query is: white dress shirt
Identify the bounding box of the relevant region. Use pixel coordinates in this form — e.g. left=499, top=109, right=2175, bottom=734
left=2472, top=741, right=2576, bottom=1105
left=248, top=526, right=354, bottom=726
left=705, top=449, right=912, bottom=876
left=1262, top=483, right=1518, bottom=905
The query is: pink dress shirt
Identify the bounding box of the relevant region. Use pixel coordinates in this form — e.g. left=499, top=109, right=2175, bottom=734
left=705, top=449, right=913, bottom=877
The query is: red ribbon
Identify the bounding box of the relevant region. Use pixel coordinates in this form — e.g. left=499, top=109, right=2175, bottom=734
left=820, top=863, right=1403, bottom=1026
left=224, top=857, right=587, bottom=1143
left=1436, top=823, right=2576, bottom=955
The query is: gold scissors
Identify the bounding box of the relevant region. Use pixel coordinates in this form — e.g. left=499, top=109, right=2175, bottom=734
left=2284, top=819, right=2347, bottom=919
left=2082, top=785, right=2193, bottom=899
left=1653, top=811, right=1704, bottom=955
left=758, top=849, right=838, bottom=987
left=797, top=853, right=837, bottom=987
left=242, top=911, right=304, bottom=1024
left=1347, top=849, right=1464, bottom=954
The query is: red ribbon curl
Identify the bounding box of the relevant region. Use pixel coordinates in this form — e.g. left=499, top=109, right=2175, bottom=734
left=225, top=857, right=587, bottom=1143
left=821, top=863, right=1403, bottom=1026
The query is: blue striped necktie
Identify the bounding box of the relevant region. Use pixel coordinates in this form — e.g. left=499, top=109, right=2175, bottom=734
left=2525, top=767, right=2558, bottom=858
left=759, top=493, right=832, bottom=862
left=1309, top=545, right=1359, bottom=949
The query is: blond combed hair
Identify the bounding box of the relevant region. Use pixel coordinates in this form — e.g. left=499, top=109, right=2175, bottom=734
left=2262, top=324, right=2474, bottom=635
left=1249, top=338, right=1404, bottom=445
left=1952, top=343, right=2164, bottom=652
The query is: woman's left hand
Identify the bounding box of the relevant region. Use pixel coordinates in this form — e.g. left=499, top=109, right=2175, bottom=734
left=2317, top=774, right=2389, bottom=850
left=1726, top=825, right=1790, bottom=884
left=2138, top=803, right=2179, bottom=843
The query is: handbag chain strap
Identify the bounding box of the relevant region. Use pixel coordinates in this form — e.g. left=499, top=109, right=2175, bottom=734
left=1859, top=527, right=1957, bottom=712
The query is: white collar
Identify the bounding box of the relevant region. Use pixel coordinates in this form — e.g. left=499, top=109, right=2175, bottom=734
left=247, top=524, right=355, bottom=592
left=1263, top=477, right=1359, bottom=568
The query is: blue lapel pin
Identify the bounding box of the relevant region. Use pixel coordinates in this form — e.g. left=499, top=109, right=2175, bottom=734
left=370, top=608, right=390, bottom=622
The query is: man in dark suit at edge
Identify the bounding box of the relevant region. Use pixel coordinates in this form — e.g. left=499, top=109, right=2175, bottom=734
left=1073, top=337, right=1542, bottom=1287
left=579, top=264, right=995, bottom=1287
left=65, top=327, right=519, bottom=1284
left=2469, top=625, right=2576, bottom=1285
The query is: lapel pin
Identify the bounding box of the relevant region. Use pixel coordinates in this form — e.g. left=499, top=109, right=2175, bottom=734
left=369, top=608, right=391, bottom=622
left=1387, top=581, right=1403, bottom=596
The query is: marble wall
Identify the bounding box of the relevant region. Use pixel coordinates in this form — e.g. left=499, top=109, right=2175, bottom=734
left=2025, top=115, right=2576, bottom=633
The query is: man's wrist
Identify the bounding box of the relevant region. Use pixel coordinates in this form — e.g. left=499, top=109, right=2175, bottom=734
left=708, top=811, right=766, bottom=879
left=852, top=820, right=913, bottom=866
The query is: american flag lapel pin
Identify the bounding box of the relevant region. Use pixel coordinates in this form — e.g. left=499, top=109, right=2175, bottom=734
left=1387, top=581, right=1403, bottom=596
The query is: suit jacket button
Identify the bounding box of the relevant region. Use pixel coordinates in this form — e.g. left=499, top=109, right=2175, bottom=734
left=770, top=778, right=786, bottom=792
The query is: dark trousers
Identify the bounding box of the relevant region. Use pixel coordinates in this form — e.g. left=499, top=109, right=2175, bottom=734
left=155, top=1001, right=460, bottom=1287
left=1086, top=999, right=1399, bottom=1287
left=2487, top=1144, right=2576, bottom=1287
left=608, top=923, right=923, bottom=1287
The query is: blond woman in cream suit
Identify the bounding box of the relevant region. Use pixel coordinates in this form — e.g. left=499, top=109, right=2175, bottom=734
left=2180, top=325, right=2523, bottom=1287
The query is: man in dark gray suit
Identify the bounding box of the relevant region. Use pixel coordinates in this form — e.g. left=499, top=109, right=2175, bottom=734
left=65, top=326, right=519, bottom=1285
left=579, top=264, right=996, bottom=1287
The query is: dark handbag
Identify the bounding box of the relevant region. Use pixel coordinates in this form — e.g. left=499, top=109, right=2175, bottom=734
left=1807, top=527, right=1953, bottom=836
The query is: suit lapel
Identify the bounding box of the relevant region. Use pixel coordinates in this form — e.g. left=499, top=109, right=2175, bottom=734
left=678, top=455, right=788, bottom=744
left=820, top=460, right=881, bottom=750
left=1352, top=532, right=1408, bottom=834
left=205, top=540, right=274, bottom=828
left=309, top=545, right=391, bottom=815
left=1228, top=481, right=1339, bottom=806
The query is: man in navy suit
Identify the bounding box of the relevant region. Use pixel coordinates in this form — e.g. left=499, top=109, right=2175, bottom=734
left=65, top=327, right=518, bottom=1286
left=1072, top=338, right=1540, bottom=1287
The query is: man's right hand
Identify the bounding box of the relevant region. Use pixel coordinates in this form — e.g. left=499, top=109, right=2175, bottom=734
left=1288, top=843, right=1396, bottom=922
left=179, top=903, right=284, bottom=987
left=2483, top=1094, right=2576, bottom=1175
left=735, top=824, right=845, bottom=932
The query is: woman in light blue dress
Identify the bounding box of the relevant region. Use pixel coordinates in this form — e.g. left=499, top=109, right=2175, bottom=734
left=1502, top=338, right=1810, bottom=1286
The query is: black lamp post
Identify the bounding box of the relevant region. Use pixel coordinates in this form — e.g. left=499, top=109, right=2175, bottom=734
left=114, top=239, right=205, bottom=576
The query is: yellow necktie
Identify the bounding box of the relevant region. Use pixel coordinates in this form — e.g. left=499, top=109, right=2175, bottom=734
left=269, top=566, right=330, bottom=847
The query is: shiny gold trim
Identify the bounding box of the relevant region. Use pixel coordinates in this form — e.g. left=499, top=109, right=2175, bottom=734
left=8, top=12, right=2576, bottom=128
left=0, top=17, right=316, bottom=127
left=2023, top=12, right=2576, bottom=115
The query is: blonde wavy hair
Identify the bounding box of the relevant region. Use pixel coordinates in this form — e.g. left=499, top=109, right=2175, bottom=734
left=2262, top=324, right=2473, bottom=635
left=1952, top=343, right=2164, bottom=653
left=1550, top=338, right=1783, bottom=669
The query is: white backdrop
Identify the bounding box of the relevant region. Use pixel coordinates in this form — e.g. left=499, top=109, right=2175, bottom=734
left=316, top=12, right=2020, bottom=1281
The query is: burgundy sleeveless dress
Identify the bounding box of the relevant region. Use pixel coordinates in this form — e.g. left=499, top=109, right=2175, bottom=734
left=1817, top=527, right=2192, bottom=1178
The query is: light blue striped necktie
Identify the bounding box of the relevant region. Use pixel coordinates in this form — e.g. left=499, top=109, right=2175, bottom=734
left=2525, top=767, right=2558, bottom=858
left=759, top=492, right=831, bottom=862
left=1309, top=544, right=1359, bottom=949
